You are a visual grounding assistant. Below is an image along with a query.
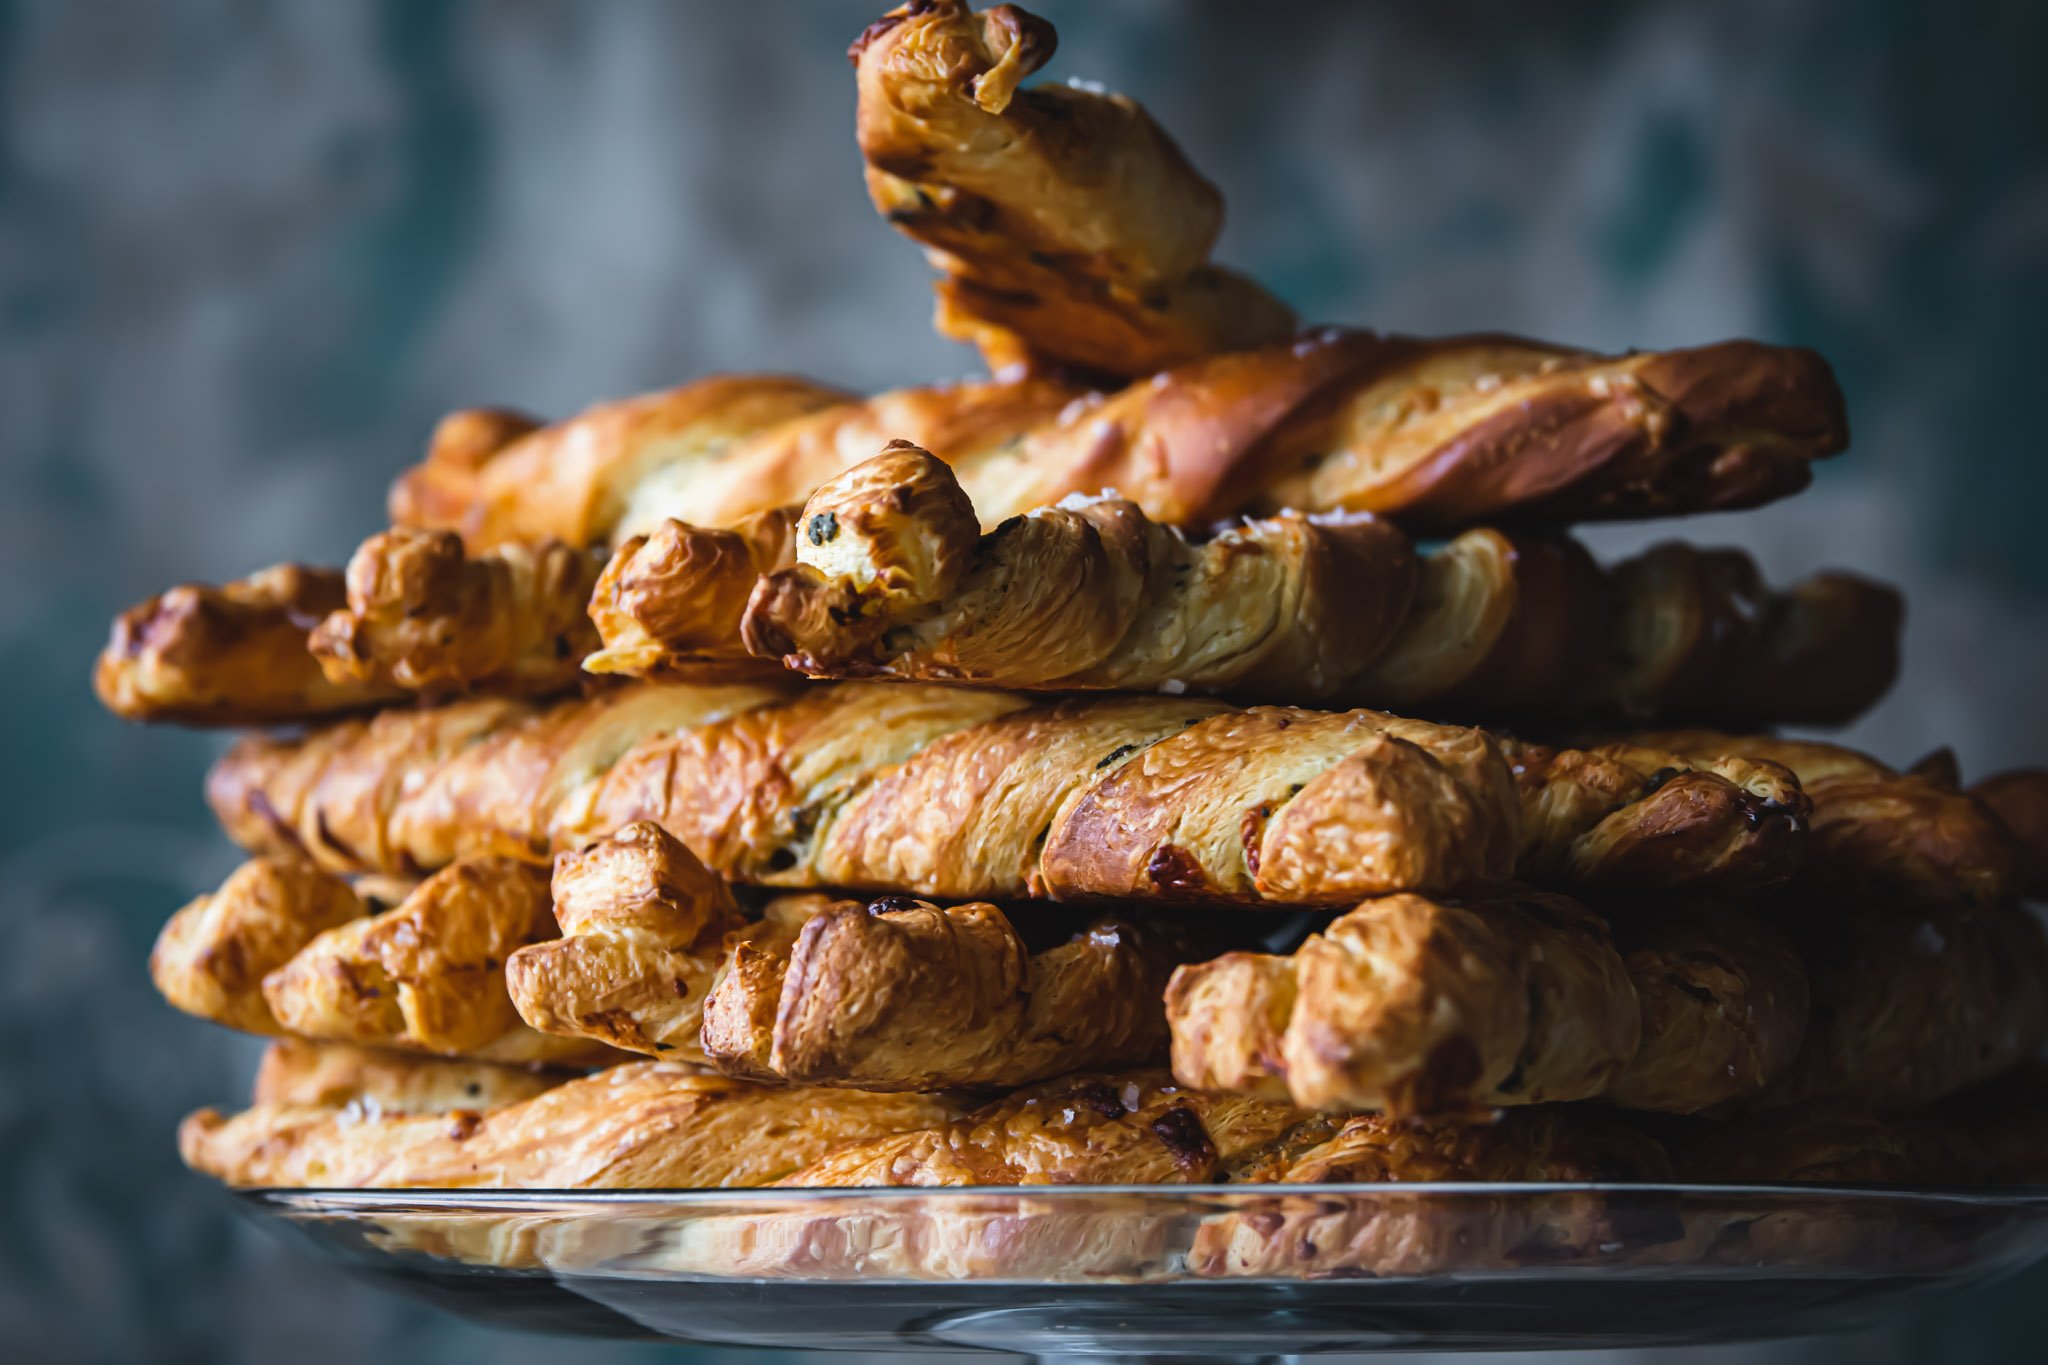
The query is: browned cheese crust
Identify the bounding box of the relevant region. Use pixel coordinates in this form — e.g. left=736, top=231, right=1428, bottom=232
left=205, top=683, right=1809, bottom=906
left=849, top=0, right=1294, bottom=378
left=1636, top=731, right=2023, bottom=909
left=152, top=857, right=370, bottom=1036
left=308, top=527, right=603, bottom=697
left=774, top=1070, right=1309, bottom=1187
left=1167, top=890, right=1640, bottom=1116
left=251, top=1039, right=565, bottom=1114
left=258, top=855, right=616, bottom=1065
left=1191, top=1108, right=1677, bottom=1279
left=180, top=1062, right=958, bottom=1189
left=95, top=565, right=405, bottom=725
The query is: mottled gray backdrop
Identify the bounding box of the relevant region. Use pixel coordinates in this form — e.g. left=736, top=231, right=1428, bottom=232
left=3, top=1, right=2045, bottom=1362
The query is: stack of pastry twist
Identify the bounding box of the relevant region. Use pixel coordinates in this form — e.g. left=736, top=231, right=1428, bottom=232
left=106, top=0, right=2048, bottom=1279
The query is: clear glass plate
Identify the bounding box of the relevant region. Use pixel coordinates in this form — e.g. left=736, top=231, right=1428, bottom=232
left=236, top=1183, right=2048, bottom=1358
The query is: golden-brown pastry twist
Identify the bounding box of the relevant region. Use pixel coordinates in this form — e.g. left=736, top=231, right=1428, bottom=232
left=773, top=1070, right=1308, bottom=1187
left=180, top=1062, right=958, bottom=1189
left=151, top=857, right=369, bottom=1036
left=385, top=336, right=1843, bottom=563
left=1500, top=738, right=1808, bottom=893
left=502, top=820, right=748, bottom=1062
left=307, top=527, right=603, bottom=697
left=389, top=374, right=854, bottom=550
left=595, top=441, right=1893, bottom=728
left=1170, top=889, right=1813, bottom=1118
left=1635, top=731, right=2023, bottom=909
left=696, top=893, right=1190, bottom=1090
left=207, top=682, right=1806, bottom=906
left=739, top=441, right=1420, bottom=698
left=584, top=507, right=799, bottom=678
left=850, top=0, right=1294, bottom=377
left=250, top=1039, right=565, bottom=1114
left=1166, top=890, right=1641, bottom=1116
left=257, top=855, right=615, bottom=1066
left=95, top=565, right=405, bottom=725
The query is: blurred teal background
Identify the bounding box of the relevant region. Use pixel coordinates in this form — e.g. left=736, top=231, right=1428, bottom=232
left=3, top=1, right=2045, bottom=1361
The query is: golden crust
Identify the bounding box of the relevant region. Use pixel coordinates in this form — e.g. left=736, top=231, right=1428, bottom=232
left=180, top=1062, right=957, bottom=1189
left=1167, top=890, right=1639, bottom=1116
left=1503, top=738, right=1808, bottom=895
left=737, top=442, right=1418, bottom=699
left=641, top=374, right=1089, bottom=536
left=251, top=1039, right=563, bottom=1113
left=385, top=339, right=1842, bottom=575
left=1045, top=708, right=1521, bottom=905
left=95, top=565, right=404, bottom=725
left=850, top=1, right=1294, bottom=377
left=389, top=375, right=854, bottom=550
left=1635, top=732, right=2020, bottom=909
left=259, top=856, right=609, bottom=1065
left=592, top=441, right=1893, bottom=733
left=209, top=682, right=1808, bottom=906
left=699, top=894, right=1190, bottom=1090
left=1760, top=900, right=2048, bottom=1112
left=504, top=821, right=747, bottom=1061
left=151, top=858, right=368, bottom=1036
left=1190, top=1108, right=1676, bottom=1279
left=774, top=1070, right=1308, bottom=1187
left=583, top=507, right=796, bottom=677
left=1257, top=334, right=1848, bottom=529
left=308, top=528, right=601, bottom=697
left=1604, top=904, right=1810, bottom=1115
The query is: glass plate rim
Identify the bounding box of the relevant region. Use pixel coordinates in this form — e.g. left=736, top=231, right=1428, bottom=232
left=235, top=1180, right=2048, bottom=1207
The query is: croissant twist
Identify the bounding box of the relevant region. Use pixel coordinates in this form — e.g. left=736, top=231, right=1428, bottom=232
left=1637, top=731, right=2024, bottom=908
left=151, top=856, right=368, bottom=1036
left=389, top=335, right=1842, bottom=557
left=259, top=855, right=611, bottom=1065
left=595, top=441, right=1895, bottom=728
left=307, top=527, right=603, bottom=697
left=502, top=820, right=747, bottom=1062
left=180, top=1062, right=958, bottom=1189
left=95, top=565, right=403, bottom=725
left=1168, top=889, right=1811, bottom=1118
left=250, top=1038, right=565, bottom=1114
left=1166, top=889, right=1642, bottom=1116
left=208, top=681, right=1808, bottom=912
left=850, top=0, right=1294, bottom=377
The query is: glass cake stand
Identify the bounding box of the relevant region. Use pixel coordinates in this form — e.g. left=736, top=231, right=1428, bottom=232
left=234, top=1183, right=2048, bottom=1358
